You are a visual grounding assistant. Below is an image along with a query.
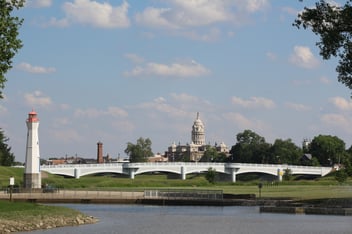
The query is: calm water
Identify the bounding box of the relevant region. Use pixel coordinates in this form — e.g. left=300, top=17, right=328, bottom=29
left=23, top=204, right=351, bottom=234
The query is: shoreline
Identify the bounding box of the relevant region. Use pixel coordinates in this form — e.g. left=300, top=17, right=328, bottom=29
left=0, top=212, right=98, bottom=233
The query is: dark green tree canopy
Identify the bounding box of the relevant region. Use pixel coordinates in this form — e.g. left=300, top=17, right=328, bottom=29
left=230, top=130, right=270, bottom=163
left=200, top=145, right=227, bottom=162
left=0, top=130, right=15, bottom=166
left=309, top=135, right=346, bottom=166
left=124, top=137, right=153, bottom=163
left=269, top=139, right=303, bottom=165
left=294, top=0, right=352, bottom=91
left=0, top=0, right=24, bottom=98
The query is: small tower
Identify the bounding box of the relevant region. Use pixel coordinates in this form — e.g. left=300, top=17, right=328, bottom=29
left=191, top=112, right=205, bottom=145
left=97, top=141, right=103, bottom=163
left=24, top=110, right=41, bottom=189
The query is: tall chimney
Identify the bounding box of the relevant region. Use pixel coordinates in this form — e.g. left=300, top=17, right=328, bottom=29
left=97, top=141, right=103, bottom=163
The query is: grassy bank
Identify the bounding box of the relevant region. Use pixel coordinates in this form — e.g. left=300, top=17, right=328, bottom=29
left=0, top=200, right=97, bottom=232
left=1, top=166, right=351, bottom=200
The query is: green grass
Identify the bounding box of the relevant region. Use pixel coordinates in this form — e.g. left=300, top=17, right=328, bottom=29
left=0, top=200, right=81, bottom=221
left=0, top=166, right=24, bottom=188
left=1, top=166, right=352, bottom=200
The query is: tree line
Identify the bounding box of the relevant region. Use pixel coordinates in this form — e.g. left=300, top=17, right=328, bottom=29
left=125, top=131, right=351, bottom=165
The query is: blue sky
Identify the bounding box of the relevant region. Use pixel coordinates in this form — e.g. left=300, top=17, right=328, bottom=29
left=2, top=0, right=351, bottom=162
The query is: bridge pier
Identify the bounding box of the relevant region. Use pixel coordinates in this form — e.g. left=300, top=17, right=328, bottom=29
left=277, top=168, right=283, bottom=182
left=74, top=168, right=80, bottom=179
left=130, top=169, right=135, bottom=179
left=230, top=170, right=237, bottom=183
left=181, top=166, right=186, bottom=180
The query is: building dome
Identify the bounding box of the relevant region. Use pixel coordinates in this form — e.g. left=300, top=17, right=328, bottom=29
left=191, top=112, right=205, bottom=145
left=192, top=112, right=204, bottom=132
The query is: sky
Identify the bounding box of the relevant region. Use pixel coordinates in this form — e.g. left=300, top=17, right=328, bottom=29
left=1, top=0, right=352, bottom=163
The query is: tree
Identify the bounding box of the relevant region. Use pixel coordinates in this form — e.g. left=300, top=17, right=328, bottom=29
left=205, top=167, right=217, bottom=184
left=200, top=145, right=227, bottom=162
left=335, top=169, right=348, bottom=183
left=309, top=135, right=346, bottom=166
left=268, top=139, right=303, bottom=165
left=229, top=130, right=270, bottom=163
left=283, top=169, right=293, bottom=181
left=294, top=0, right=352, bottom=91
left=124, top=137, right=153, bottom=163
left=0, top=130, right=15, bottom=166
left=0, top=0, right=25, bottom=98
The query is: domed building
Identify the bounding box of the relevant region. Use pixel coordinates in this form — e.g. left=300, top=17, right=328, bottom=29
left=166, top=112, right=229, bottom=162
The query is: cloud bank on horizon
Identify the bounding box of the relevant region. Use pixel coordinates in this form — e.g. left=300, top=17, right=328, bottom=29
left=2, top=0, right=351, bottom=162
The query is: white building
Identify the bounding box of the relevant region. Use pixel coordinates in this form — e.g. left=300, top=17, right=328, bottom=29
left=166, top=112, right=229, bottom=162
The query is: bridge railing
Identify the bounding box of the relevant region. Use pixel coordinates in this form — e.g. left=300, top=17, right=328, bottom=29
left=41, top=162, right=332, bottom=170
left=144, top=189, right=223, bottom=200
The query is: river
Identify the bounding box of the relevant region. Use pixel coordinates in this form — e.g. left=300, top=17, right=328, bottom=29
left=22, top=204, right=351, bottom=234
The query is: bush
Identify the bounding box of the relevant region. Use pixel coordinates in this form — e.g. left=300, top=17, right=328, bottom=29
left=205, top=167, right=217, bottom=184
left=335, top=169, right=348, bottom=183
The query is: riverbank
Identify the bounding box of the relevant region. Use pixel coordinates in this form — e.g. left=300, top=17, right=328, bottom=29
left=0, top=201, right=98, bottom=233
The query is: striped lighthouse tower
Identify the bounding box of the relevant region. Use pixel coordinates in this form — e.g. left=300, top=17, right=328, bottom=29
left=24, top=110, right=41, bottom=189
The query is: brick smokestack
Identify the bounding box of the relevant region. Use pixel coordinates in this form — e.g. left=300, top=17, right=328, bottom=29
left=97, top=141, right=103, bottom=163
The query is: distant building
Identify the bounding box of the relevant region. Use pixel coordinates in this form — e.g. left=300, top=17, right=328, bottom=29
left=148, top=153, right=168, bottom=162
left=165, top=112, right=229, bottom=162
left=302, top=138, right=311, bottom=152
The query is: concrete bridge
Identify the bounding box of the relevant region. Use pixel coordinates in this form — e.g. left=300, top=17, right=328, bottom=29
left=41, top=162, right=332, bottom=183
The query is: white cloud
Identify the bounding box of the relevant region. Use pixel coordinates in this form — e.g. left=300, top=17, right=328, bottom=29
left=231, top=96, right=275, bottom=109
left=138, top=97, right=188, bottom=117
left=235, top=0, right=269, bottom=13
left=26, top=0, right=52, bottom=8
left=266, top=51, right=277, bottom=60
left=43, top=17, right=70, bottom=28
left=17, top=62, right=56, bottom=74
left=74, top=106, right=128, bottom=118
left=106, top=106, right=129, bottom=118
left=289, top=46, right=320, bottom=69
left=319, top=76, right=331, bottom=84
left=329, top=96, right=352, bottom=111
left=48, top=0, right=130, bottom=28
left=321, top=113, right=352, bottom=133
left=281, top=7, right=298, bottom=16
left=135, top=7, right=177, bottom=29
left=24, top=91, right=53, bottom=108
left=223, top=112, right=268, bottom=132
left=124, top=60, right=210, bottom=78
left=135, top=0, right=269, bottom=29
left=124, top=53, right=145, bottom=64
left=285, top=102, right=311, bottom=111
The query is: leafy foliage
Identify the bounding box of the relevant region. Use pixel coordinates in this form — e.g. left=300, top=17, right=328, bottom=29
left=124, top=137, right=153, bottom=163
left=268, top=139, right=303, bottom=164
left=309, top=135, right=346, bottom=166
left=205, top=167, right=217, bottom=184
left=283, top=169, right=293, bottom=181
left=335, top=169, right=348, bottom=183
left=229, top=130, right=271, bottom=163
left=200, top=145, right=227, bottom=162
left=294, top=0, right=352, bottom=91
left=0, top=130, right=15, bottom=166
left=0, top=0, right=24, bottom=98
